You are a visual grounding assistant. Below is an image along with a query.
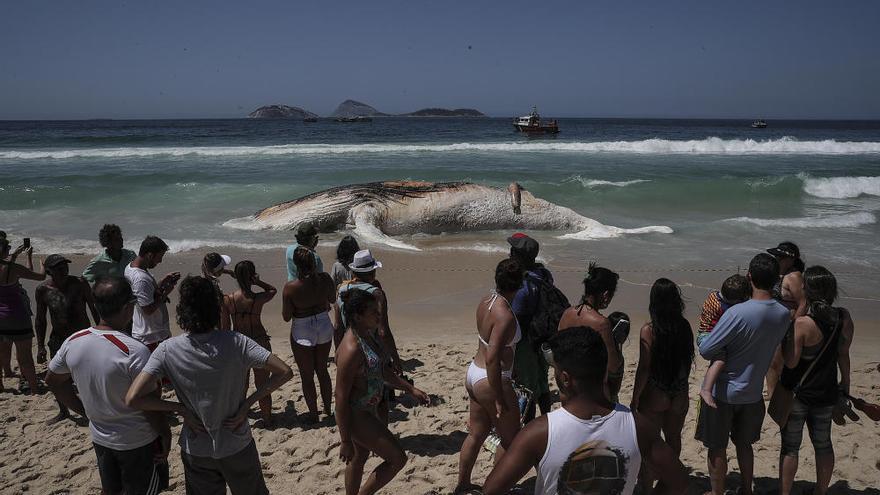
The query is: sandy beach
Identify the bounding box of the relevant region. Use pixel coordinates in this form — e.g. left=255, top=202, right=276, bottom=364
left=1, top=245, right=878, bottom=494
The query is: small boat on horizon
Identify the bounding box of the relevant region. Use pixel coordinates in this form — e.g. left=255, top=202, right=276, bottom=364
left=751, top=119, right=768, bottom=128
left=335, top=116, right=372, bottom=122
left=514, top=107, right=559, bottom=134
left=303, top=117, right=318, bottom=123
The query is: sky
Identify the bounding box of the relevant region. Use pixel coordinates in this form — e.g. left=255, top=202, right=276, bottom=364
left=1, top=1, right=879, bottom=120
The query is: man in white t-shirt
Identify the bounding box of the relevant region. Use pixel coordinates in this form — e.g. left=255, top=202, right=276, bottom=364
left=124, top=235, right=180, bottom=350
left=482, top=327, right=689, bottom=495
left=46, top=277, right=171, bottom=495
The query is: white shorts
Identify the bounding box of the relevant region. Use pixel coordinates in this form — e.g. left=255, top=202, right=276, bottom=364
left=291, top=312, right=334, bottom=347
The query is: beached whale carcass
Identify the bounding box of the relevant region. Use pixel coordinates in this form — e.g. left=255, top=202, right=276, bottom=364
left=245, top=181, right=671, bottom=249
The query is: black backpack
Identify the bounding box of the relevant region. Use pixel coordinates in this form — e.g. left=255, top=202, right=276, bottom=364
left=524, top=273, right=570, bottom=347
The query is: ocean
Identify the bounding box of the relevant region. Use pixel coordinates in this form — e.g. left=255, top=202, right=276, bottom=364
left=2, top=117, right=879, bottom=288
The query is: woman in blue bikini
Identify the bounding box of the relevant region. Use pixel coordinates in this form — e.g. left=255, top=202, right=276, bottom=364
left=334, top=288, right=429, bottom=495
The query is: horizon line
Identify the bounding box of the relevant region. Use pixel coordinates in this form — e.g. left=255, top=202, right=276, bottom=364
left=3, top=115, right=880, bottom=122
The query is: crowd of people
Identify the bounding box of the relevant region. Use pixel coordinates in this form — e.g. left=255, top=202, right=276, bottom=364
left=0, top=225, right=862, bottom=495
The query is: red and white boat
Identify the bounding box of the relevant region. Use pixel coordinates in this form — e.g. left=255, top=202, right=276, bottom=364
left=513, top=107, right=559, bottom=134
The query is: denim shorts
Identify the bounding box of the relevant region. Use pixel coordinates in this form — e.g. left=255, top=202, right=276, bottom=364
left=780, top=399, right=834, bottom=458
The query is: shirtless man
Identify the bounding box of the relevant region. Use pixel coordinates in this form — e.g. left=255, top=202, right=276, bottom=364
left=35, top=254, right=99, bottom=423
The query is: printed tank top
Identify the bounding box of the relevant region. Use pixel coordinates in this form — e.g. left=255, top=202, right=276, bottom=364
left=536, top=404, right=641, bottom=495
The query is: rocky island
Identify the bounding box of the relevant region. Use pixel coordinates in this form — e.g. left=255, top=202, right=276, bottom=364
left=401, top=108, right=486, bottom=117
left=331, top=99, right=389, bottom=118
left=248, top=105, right=318, bottom=119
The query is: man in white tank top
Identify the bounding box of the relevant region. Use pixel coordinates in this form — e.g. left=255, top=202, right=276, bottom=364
left=482, top=327, right=689, bottom=495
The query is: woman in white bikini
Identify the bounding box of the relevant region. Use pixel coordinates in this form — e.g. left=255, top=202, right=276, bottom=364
left=282, top=246, right=337, bottom=422
left=455, top=258, right=524, bottom=495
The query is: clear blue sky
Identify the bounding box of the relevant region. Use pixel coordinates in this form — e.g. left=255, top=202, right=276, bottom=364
left=2, top=1, right=879, bottom=119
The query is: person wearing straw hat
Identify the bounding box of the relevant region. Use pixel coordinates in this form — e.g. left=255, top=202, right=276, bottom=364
left=336, top=250, right=400, bottom=370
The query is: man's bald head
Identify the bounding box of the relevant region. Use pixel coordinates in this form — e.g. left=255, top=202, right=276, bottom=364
left=93, top=276, right=134, bottom=321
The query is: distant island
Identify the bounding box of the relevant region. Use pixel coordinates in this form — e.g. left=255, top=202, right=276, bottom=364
left=248, top=100, right=486, bottom=119
left=248, top=105, right=318, bottom=119
left=401, top=108, right=486, bottom=117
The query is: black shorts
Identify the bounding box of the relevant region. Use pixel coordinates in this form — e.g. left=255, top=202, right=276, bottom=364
left=94, top=439, right=168, bottom=495
left=181, top=440, right=268, bottom=495
left=695, top=397, right=765, bottom=450
left=0, top=328, right=33, bottom=343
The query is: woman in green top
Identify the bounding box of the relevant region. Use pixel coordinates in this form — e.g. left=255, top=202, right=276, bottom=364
left=334, top=289, right=429, bottom=495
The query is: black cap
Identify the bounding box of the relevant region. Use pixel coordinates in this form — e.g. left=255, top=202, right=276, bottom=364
left=767, top=241, right=800, bottom=259
left=507, top=232, right=539, bottom=258
left=45, top=254, right=71, bottom=269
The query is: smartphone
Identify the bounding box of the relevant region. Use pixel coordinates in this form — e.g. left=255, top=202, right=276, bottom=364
left=23, top=238, right=30, bottom=248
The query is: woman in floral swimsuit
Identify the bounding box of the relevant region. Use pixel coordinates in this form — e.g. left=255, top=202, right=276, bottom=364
left=334, top=288, right=430, bottom=495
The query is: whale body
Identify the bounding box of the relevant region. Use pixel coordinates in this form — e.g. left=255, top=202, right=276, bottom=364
left=233, top=181, right=672, bottom=250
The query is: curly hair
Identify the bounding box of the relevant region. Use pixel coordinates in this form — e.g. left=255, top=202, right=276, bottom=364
left=495, top=258, right=524, bottom=293
left=176, top=275, right=221, bottom=333
left=98, top=224, right=122, bottom=248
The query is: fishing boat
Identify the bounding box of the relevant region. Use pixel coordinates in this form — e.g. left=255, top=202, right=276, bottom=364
left=513, top=107, right=559, bottom=134
left=335, top=116, right=372, bottom=122
left=751, top=119, right=768, bottom=128
left=303, top=117, right=318, bottom=123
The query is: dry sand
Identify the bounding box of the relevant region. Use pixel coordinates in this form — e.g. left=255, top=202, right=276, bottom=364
left=2, top=246, right=879, bottom=494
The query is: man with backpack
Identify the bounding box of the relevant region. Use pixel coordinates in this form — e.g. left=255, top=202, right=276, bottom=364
left=507, top=233, right=570, bottom=423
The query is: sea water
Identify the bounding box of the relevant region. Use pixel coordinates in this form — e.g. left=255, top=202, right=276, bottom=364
left=1, top=118, right=878, bottom=282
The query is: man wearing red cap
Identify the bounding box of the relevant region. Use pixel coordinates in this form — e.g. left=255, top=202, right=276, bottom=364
left=507, top=233, right=558, bottom=423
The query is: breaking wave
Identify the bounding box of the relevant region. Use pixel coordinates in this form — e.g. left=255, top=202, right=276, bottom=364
left=565, top=176, right=651, bottom=188
left=724, top=212, right=876, bottom=229
left=4, top=137, right=880, bottom=159
left=800, top=175, right=880, bottom=199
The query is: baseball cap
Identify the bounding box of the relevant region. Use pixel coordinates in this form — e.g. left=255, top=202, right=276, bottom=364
left=767, top=241, right=800, bottom=259
left=45, top=254, right=71, bottom=269
left=507, top=233, right=539, bottom=257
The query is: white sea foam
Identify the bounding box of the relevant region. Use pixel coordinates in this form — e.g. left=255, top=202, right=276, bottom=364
left=559, top=224, right=674, bottom=240
left=565, top=176, right=651, bottom=188
left=724, top=212, right=876, bottom=229
left=18, top=236, right=289, bottom=256
left=434, top=243, right=509, bottom=254
left=4, top=137, right=880, bottom=160
left=163, top=239, right=289, bottom=253
left=800, top=175, right=880, bottom=199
